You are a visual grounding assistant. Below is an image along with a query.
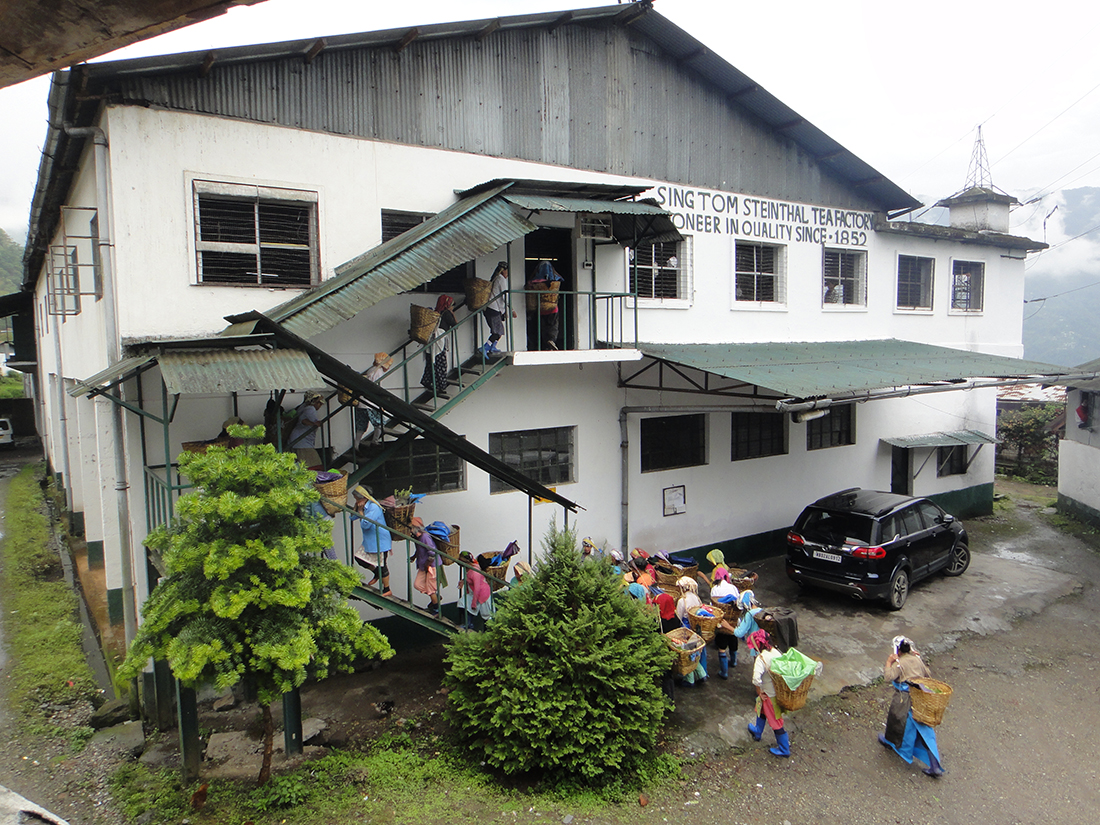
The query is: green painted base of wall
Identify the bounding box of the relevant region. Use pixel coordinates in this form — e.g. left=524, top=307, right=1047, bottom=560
left=107, top=587, right=124, bottom=626
left=1058, top=493, right=1100, bottom=530
left=676, top=526, right=790, bottom=568
left=928, top=483, right=994, bottom=519
left=87, top=540, right=104, bottom=570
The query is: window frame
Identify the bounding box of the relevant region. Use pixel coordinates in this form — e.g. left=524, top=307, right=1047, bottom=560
left=629, top=236, right=693, bottom=307
left=489, top=426, right=576, bottom=494
left=896, top=254, right=935, bottom=311
left=936, top=445, right=968, bottom=477
left=733, top=241, right=786, bottom=307
left=806, top=404, right=855, bottom=450
left=949, top=259, right=985, bottom=313
left=730, top=411, right=788, bottom=461
left=381, top=209, right=470, bottom=292
left=358, top=438, right=466, bottom=496
left=822, top=248, right=868, bottom=308
left=640, top=413, right=707, bottom=473
left=193, top=180, right=319, bottom=288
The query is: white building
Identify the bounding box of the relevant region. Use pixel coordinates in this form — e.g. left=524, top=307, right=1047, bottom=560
left=1058, top=358, right=1100, bottom=527
left=9, top=4, right=1075, bottom=659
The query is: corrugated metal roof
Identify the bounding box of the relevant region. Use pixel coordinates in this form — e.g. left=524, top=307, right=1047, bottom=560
left=881, top=430, right=999, bottom=449
left=1065, top=357, right=1100, bottom=392
left=70, top=354, right=158, bottom=397
left=158, top=348, right=326, bottom=395
left=266, top=185, right=537, bottom=339
left=636, top=340, right=1073, bottom=399
left=502, top=193, right=682, bottom=245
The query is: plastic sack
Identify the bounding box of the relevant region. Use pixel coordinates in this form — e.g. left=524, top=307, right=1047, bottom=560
left=769, top=647, right=823, bottom=691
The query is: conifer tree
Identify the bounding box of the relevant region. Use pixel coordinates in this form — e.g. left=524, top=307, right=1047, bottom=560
left=443, top=519, right=673, bottom=785
left=120, top=426, right=393, bottom=784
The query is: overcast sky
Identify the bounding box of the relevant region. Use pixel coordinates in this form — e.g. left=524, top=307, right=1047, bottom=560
left=4, top=0, right=1100, bottom=275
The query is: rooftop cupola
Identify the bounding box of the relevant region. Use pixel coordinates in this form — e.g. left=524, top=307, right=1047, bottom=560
left=935, top=126, right=1019, bottom=232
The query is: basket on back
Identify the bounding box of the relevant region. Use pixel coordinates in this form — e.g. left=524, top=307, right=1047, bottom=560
left=709, top=599, right=745, bottom=626
left=524, top=280, right=561, bottom=311
left=654, top=561, right=699, bottom=587
left=772, top=673, right=815, bottom=711
left=726, top=568, right=759, bottom=591
left=908, top=678, right=953, bottom=726
left=664, top=627, right=706, bottom=676
left=687, top=605, right=723, bottom=642
left=477, top=552, right=509, bottom=591
left=409, top=304, right=441, bottom=344
left=769, top=647, right=822, bottom=712
left=435, top=525, right=460, bottom=566
left=464, top=278, right=492, bottom=310
left=313, top=471, right=347, bottom=516
left=382, top=502, right=416, bottom=535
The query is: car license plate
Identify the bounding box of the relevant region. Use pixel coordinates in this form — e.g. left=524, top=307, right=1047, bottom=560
left=812, top=550, right=842, bottom=563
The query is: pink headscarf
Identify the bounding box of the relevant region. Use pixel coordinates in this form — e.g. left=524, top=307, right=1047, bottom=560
left=745, top=629, right=773, bottom=652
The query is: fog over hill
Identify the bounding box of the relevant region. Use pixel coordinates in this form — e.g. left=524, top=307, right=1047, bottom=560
left=1018, top=186, right=1100, bottom=368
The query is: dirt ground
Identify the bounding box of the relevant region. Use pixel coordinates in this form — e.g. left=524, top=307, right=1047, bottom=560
left=3, top=469, right=1100, bottom=824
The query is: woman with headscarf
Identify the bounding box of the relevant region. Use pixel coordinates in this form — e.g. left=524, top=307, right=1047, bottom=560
left=421, top=295, right=458, bottom=395
left=674, top=576, right=708, bottom=686
left=745, top=630, right=790, bottom=757
left=880, top=636, right=946, bottom=777
left=409, top=517, right=442, bottom=616
left=457, top=551, right=493, bottom=631
left=349, top=485, right=393, bottom=596
left=709, top=567, right=741, bottom=679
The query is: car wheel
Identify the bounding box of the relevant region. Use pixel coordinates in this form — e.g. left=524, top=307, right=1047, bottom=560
left=944, top=541, right=970, bottom=577
left=887, top=568, right=909, bottom=610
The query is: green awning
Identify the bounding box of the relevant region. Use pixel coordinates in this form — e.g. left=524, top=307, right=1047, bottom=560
left=502, top=193, right=682, bottom=245
left=70, top=354, right=158, bottom=397
left=158, top=348, right=326, bottom=395
left=635, top=340, right=1073, bottom=400
left=881, top=430, right=999, bottom=449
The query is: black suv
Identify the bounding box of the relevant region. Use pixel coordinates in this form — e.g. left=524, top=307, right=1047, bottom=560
left=785, top=488, right=969, bottom=610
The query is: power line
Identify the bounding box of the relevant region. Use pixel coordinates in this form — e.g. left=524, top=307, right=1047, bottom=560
left=992, top=78, right=1100, bottom=168
left=1023, top=278, right=1100, bottom=303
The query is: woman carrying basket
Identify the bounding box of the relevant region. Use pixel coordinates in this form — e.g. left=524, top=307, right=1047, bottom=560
left=880, top=636, right=946, bottom=777
left=745, top=630, right=791, bottom=757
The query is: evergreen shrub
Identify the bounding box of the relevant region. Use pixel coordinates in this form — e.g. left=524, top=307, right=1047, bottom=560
left=443, top=519, right=673, bottom=785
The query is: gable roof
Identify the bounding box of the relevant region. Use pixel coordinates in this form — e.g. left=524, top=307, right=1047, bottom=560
left=26, top=3, right=920, bottom=289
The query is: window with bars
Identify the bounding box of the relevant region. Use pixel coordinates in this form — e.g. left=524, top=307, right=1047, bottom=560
left=381, top=210, right=470, bottom=292
left=359, top=438, right=466, bottom=495
left=951, top=260, right=984, bottom=311
left=489, top=426, right=575, bottom=493
left=734, top=242, right=784, bottom=303
left=897, top=255, right=934, bottom=310
left=630, top=237, right=692, bottom=302
left=822, top=248, right=867, bottom=306
left=806, top=404, right=855, bottom=450
left=937, top=445, right=967, bottom=477
left=731, top=411, right=787, bottom=461
left=640, top=413, right=706, bottom=472
left=194, top=182, right=318, bottom=287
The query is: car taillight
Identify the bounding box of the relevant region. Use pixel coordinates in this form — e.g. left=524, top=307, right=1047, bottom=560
left=851, top=545, right=886, bottom=559
left=787, top=531, right=804, bottom=547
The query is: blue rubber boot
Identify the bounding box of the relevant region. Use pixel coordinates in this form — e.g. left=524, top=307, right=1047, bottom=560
left=718, top=652, right=729, bottom=680
left=747, top=716, right=765, bottom=742
left=731, top=650, right=738, bottom=668
left=769, top=728, right=790, bottom=757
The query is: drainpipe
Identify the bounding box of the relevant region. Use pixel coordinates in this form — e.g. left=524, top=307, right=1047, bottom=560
left=64, top=123, right=136, bottom=644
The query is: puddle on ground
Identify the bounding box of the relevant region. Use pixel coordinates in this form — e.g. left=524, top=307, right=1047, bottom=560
left=989, top=544, right=1045, bottom=566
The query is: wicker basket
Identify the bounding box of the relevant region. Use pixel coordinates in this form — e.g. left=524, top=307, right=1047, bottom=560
left=524, top=281, right=561, bottom=311
left=664, top=627, right=706, bottom=676
left=478, top=553, right=509, bottom=591
left=710, top=599, right=745, bottom=625
left=725, top=567, right=759, bottom=591
left=181, top=438, right=231, bottom=455
left=464, top=278, right=492, bottom=310
left=410, top=304, right=441, bottom=344
left=687, top=605, right=724, bottom=642
left=755, top=609, right=778, bottom=638
left=382, top=502, right=416, bottom=534
left=435, top=525, right=460, bottom=566
left=909, top=678, right=953, bottom=726
left=654, top=562, right=699, bottom=587
left=772, top=672, right=815, bottom=712
left=313, top=471, right=348, bottom=516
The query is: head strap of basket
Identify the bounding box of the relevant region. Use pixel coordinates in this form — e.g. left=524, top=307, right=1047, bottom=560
left=713, top=566, right=730, bottom=582
left=676, top=576, right=697, bottom=593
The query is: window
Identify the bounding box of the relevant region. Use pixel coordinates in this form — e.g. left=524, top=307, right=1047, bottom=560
left=951, top=260, right=984, bottom=311
left=806, top=404, right=855, bottom=450
left=640, top=414, right=706, bottom=472
left=731, top=411, right=787, bottom=461
left=897, top=255, right=934, bottom=310
left=734, top=242, right=784, bottom=303
left=382, top=210, right=469, bottom=292
left=194, top=181, right=318, bottom=287
left=630, top=237, right=692, bottom=302
left=937, top=445, right=967, bottom=477
left=489, top=426, right=575, bottom=493
left=822, top=249, right=867, bottom=306
left=359, top=438, right=465, bottom=495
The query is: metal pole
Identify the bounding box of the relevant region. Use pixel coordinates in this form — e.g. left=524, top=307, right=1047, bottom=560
left=283, top=688, right=303, bottom=755
left=176, top=681, right=200, bottom=784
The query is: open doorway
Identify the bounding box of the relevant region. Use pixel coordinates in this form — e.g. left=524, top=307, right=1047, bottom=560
left=523, top=227, right=573, bottom=351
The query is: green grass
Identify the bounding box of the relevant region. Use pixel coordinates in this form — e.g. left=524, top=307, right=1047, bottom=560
left=0, top=464, right=99, bottom=745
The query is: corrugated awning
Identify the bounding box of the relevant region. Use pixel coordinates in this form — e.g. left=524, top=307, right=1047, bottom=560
left=502, top=193, right=682, bottom=245
left=635, top=340, right=1073, bottom=401
left=70, top=353, right=158, bottom=397
left=158, top=348, right=326, bottom=395
left=255, top=184, right=538, bottom=340
left=881, top=430, right=999, bottom=449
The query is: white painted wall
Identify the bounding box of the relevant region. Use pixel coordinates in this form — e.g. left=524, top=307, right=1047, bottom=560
left=1059, top=439, right=1100, bottom=515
